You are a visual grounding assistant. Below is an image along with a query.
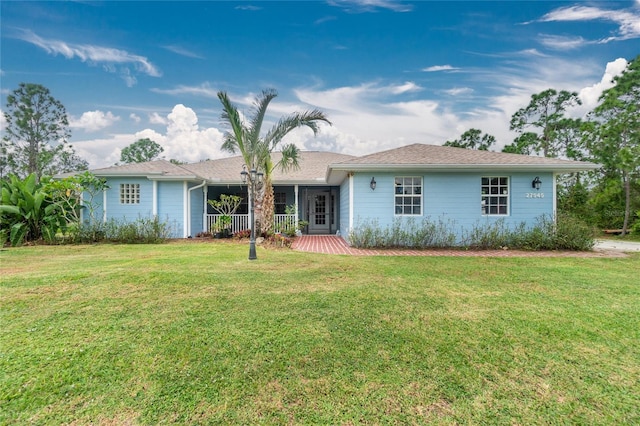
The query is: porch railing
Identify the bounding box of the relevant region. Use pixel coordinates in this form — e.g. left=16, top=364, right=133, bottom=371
left=205, top=214, right=297, bottom=234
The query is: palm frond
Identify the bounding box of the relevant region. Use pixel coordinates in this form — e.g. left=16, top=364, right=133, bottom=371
left=217, top=91, right=247, bottom=158
left=248, top=89, right=278, bottom=151
left=275, top=143, right=301, bottom=173
left=264, top=110, right=331, bottom=151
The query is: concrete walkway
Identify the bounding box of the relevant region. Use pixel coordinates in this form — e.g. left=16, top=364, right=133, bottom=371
left=291, top=235, right=632, bottom=257
left=594, top=239, right=640, bottom=252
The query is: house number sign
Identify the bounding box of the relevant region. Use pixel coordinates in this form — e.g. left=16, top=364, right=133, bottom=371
left=525, top=192, right=545, bottom=198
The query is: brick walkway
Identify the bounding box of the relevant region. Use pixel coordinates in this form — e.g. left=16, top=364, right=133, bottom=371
left=291, top=235, right=628, bottom=258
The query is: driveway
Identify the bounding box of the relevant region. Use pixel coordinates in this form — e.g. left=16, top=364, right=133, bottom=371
left=594, top=239, right=640, bottom=252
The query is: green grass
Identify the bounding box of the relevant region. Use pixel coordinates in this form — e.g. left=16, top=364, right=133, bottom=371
left=1, top=242, right=639, bottom=425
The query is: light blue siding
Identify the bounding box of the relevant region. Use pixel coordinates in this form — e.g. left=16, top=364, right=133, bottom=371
left=190, top=185, right=205, bottom=237
left=158, top=181, right=186, bottom=237
left=350, top=171, right=555, bottom=243
left=339, top=178, right=350, bottom=237
left=101, top=177, right=188, bottom=238
left=105, top=177, right=154, bottom=220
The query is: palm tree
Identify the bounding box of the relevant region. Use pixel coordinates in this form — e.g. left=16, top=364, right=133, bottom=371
left=217, top=89, right=331, bottom=233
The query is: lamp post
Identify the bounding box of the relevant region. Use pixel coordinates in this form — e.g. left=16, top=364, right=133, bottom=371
left=241, top=165, right=263, bottom=260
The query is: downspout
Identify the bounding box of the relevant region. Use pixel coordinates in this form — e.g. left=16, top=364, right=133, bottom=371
left=152, top=181, right=158, bottom=217
left=552, top=173, right=558, bottom=223
left=187, top=180, right=207, bottom=238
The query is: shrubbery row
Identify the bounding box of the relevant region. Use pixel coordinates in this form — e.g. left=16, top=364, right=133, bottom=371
left=349, top=214, right=595, bottom=251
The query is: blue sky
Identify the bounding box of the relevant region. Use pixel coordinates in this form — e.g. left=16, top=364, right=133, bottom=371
left=1, top=1, right=639, bottom=168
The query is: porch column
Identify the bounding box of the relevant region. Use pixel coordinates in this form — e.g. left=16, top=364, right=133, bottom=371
left=294, top=184, right=299, bottom=228
left=348, top=173, right=354, bottom=230
left=203, top=185, right=208, bottom=233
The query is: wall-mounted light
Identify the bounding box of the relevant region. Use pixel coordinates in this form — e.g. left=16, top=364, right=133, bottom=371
left=532, top=176, right=542, bottom=190
left=370, top=177, right=377, bottom=190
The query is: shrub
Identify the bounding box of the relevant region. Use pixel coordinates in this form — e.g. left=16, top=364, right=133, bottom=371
left=71, top=216, right=172, bottom=244
left=0, top=174, right=65, bottom=246
left=349, top=214, right=595, bottom=251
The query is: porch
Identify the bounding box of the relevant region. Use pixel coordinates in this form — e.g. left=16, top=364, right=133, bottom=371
left=206, top=214, right=297, bottom=234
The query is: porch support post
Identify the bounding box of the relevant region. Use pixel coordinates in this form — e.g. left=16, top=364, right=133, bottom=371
left=348, top=173, right=354, bottom=230
left=294, top=184, right=299, bottom=228
left=203, top=185, right=208, bottom=233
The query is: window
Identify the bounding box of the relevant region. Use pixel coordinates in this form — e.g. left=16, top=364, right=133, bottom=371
left=481, top=177, right=509, bottom=215
left=274, top=192, right=287, bottom=214
left=395, top=177, right=422, bottom=215
left=120, top=183, right=140, bottom=204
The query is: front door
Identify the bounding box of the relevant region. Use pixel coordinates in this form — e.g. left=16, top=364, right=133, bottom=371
left=308, top=191, right=331, bottom=234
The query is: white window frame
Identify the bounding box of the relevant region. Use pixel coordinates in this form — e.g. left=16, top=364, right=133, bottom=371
left=394, top=176, right=422, bottom=216
left=481, top=177, right=509, bottom=216
left=120, top=183, right=140, bottom=205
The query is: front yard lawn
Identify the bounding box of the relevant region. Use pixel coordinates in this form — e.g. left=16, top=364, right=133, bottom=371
left=1, top=242, right=639, bottom=424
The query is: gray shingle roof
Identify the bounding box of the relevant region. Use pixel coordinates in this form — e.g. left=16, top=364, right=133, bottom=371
left=181, top=151, right=356, bottom=184
left=86, top=144, right=598, bottom=184
left=337, top=143, right=595, bottom=167
left=91, top=160, right=197, bottom=178
left=325, top=144, right=599, bottom=184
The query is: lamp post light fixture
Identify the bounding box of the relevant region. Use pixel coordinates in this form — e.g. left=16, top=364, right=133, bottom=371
left=532, top=176, right=542, bottom=190
left=241, top=164, right=263, bottom=260
left=370, top=177, right=377, bottom=190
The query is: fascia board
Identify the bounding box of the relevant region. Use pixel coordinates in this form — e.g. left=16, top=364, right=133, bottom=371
left=328, top=162, right=600, bottom=173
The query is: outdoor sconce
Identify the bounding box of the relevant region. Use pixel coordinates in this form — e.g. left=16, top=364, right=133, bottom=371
left=532, top=176, right=542, bottom=190
left=370, top=177, right=377, bottom=190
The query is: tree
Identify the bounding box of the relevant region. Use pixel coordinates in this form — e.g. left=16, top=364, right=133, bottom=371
left=587, top=55, right=640, bottom=235
left=217, top=89, right=331, bottom=233
left=444, top=128, right=496, bottom=151
left=505, top=89, right=582, bottom=158
left=1, top=83, right=87, bottom=182
left=120, top=138, right=164, bottom=164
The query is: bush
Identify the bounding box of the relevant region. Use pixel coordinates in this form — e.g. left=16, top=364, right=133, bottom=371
left=72, top=216, right=172, bottom=244
left=349, top=214, right=595, bottom=251
left=631, top=211, right=640, bottom=235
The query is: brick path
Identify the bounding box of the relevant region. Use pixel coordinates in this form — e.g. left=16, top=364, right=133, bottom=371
left=291, top=235, right=628, bottom=258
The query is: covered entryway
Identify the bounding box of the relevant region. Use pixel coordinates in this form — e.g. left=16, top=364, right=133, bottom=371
left=304, top=188, right=338, bottom=234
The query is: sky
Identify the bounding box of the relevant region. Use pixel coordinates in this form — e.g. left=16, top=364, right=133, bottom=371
left=1, top=0, right=639, bottom=169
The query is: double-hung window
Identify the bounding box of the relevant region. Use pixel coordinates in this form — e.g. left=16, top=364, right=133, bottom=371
left=481, top=177, right=509, bottom=215
left=395, top=177, right=422, bottom=215
left=120, top=183, right=140, bottom=204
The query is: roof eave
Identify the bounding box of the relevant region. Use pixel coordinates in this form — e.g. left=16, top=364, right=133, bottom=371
left=326, top=162, right=601, bottom=183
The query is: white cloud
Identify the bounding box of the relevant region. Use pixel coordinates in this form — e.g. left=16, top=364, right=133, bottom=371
left=539, top=5, right=640, bottom=43
left=444, top=87, right=473, bottom=96
left=538, top=35, right=590, bottom=50
left=74, top=104, right=226, bottom=168
left=129, top=113, right=141, bottom=124
left=0, top=109, right=6, bottom=131
left=70, top=110, right=120, bottom=132
left=162, top=44, right=204, bottom=59
left=423, top=65, right=460, bottom=72
left=327, top=0, right=413, bottom=13
left=151, top=82, right=218, bottom=98
left=149, top=112, right=168, bottom=125
left=15, top=30, right=161, bottom=86
left=577, top=58, right=628, bottom=112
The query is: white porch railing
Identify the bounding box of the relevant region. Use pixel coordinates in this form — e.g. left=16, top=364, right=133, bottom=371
left=205, top=214, right=297, bottom=234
